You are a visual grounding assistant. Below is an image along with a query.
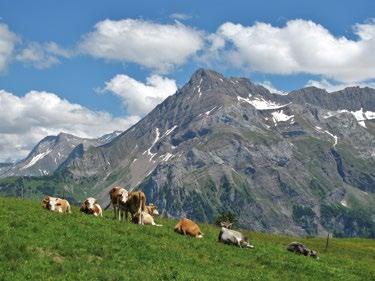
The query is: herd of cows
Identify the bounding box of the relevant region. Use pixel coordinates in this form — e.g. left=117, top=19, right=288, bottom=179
left=41, top=186, right=319, bottom=259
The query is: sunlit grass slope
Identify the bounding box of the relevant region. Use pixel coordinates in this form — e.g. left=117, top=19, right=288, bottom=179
left=0, top=197, right=374, bottom=281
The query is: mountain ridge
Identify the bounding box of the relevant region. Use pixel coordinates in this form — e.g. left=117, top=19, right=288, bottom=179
left=1, top=68, right=374, bottom=237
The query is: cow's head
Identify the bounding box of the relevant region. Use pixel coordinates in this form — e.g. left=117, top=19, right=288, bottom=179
left=309, top=250, right=319, bottom=259
left=241, top=236, right=255, bottom=249
left=118, top=189, right=129, bottom=203
left=220, top=221, right=233, bottom=229
left=85, top=197, right=96, bottom=209
left=148, top=204, right=159, bottom=216
left=48, top=197, right=59, bottom=211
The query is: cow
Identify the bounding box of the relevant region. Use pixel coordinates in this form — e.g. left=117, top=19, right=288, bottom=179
left=132, top=211, right=163, bottom=226
left=107, top=186, right=128, bottom=220
left=42, top=196, right=55, bottom=209
left=118, top=191, right=146, bottom=224
left=287, top=242, right=319, bottom=259
left=80, top=197, right=103, bottom=217
left=145, top=203, right=159, bottom=216
left=43, top=196, right=71, bottom=213
left=218, top=222, right=254, bottom=248
left=174, top=218, right=203, bottom=238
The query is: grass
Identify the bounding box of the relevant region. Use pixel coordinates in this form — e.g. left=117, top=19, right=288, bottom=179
left=0, top=197, right=374, bottom=281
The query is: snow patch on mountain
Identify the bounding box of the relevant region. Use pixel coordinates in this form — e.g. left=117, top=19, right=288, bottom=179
left=271, top=110, right=294, bottom=123
left=21, top=149, right=52, bottom=170
left=237, top=95, right=291, bottom=110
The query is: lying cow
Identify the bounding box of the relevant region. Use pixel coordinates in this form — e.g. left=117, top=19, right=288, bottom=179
left=287, top=242, right=319, bottom=259
left=118, top=191, right=146, bottom=224
left=132, top=204, right=162, bottom=226
left=107, top=186, right=128, bottom=220
left=145, top=203, right=159, bottom=216
left=174, top=218, right=203, bottom=238
left=218, top=222, right=254, bottom=248
left=80, top=197, right=103, bottom=217
left=132, top=211, right=163, bottom=226
left=42, top=196, right=71, bottom=213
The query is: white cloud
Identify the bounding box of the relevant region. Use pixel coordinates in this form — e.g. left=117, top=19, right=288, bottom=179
left=103, top=74, right=177, bottom=116
left=79, top=19, right=204, bottom=72
left=16, top=41, right=72, bottom=69
left=0, top=23, right=18, bottom=72
left=212, top=19, right=375, bottom=82
left=169, top=13, right=192, bottom=21
left=0, top=90, right=140, bottom=161
left=257, top=80, right=287, bottom=95
left=306, top=79, right=375, bottom=93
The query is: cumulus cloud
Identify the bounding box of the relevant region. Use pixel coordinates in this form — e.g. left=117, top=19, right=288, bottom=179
left=16, top=41, right=73, bottom=69
left=0, top=90, right=140, bottom=161
left=212, top=19, right=375, bottom=82
left=0, top=23, right=18, bottom=72
left=257, top=80, right=287, bottom=95
left=306, top=79, right=375, bottom=93
left=169, top=13, right=192, bottom=21
left=79, top=19, right=204, bottom=72
left=103, top=74, right=177, bottom=116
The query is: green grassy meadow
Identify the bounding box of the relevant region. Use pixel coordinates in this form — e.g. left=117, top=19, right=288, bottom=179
left=0, top=196, right=374, bottom=281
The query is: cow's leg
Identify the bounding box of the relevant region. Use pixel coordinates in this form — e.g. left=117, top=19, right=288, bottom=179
left=113, top=205, right=117, bottom=219
left=118, top=208, right=122, bottom=221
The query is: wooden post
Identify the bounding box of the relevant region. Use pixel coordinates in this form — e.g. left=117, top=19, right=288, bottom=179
left=325, top=233, right=331, bottom=251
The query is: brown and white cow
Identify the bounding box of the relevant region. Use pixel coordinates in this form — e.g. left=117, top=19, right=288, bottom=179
left=108, top=186, right=128, bottom=220
left=118, top=191, right=146, bottom=224
left=132, top=211, right=163, bottom=226
left=42, top=196, right=71, bottom=213
left=174, top=218, right=203, bottom=238
left=80, top=197, right=103, bottom=217
left=145, top=203, right=159, bottom=216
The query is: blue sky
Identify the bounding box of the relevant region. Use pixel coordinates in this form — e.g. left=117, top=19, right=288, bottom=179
left=0, top=0, right=374, bottom=161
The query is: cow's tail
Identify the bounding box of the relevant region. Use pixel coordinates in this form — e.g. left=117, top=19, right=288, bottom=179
left=104, top=202, right=111, bottom=210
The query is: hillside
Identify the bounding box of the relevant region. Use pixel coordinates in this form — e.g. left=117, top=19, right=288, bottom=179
left=0, top=197, right=374, bottom=281
left=0, top=131, right=122, bottom=178
left=0, top=69, right=374, bottom=237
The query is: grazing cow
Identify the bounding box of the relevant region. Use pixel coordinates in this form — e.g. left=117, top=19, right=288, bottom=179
left=174, top=218, right=203, bottom=238
left=80, top=197, right=103, bottom=217
left=118, top=191, right=146, bottom=224
left=287, top=242, right=319, bottom=259
left=43, top=196, right=71, bottom=213
left=108, top=186, right=128, bottom=220
left=218, top=223, right=254, bottom=248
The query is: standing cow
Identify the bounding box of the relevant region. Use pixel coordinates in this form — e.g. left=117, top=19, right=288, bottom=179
left=107, top=186, right=128, bottom=220
left=80, top=197, right=103, bottom=217
left=118, top=191, right=146, bottom=224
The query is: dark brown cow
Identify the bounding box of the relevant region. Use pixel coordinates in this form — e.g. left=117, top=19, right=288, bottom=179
left=118, top=191, right=146, bottom=224
left=287, top=242, right=319, bottom=259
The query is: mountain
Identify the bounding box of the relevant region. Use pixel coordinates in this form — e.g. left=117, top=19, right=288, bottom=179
left=0, top=131, right=122, bottom=177
left=2, top=69, right=375, bottom=237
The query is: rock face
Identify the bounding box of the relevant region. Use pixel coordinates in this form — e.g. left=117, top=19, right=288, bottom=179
left=3, top=69, right=375, bottom=237
left=0, top=131, right=122, bottom=177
